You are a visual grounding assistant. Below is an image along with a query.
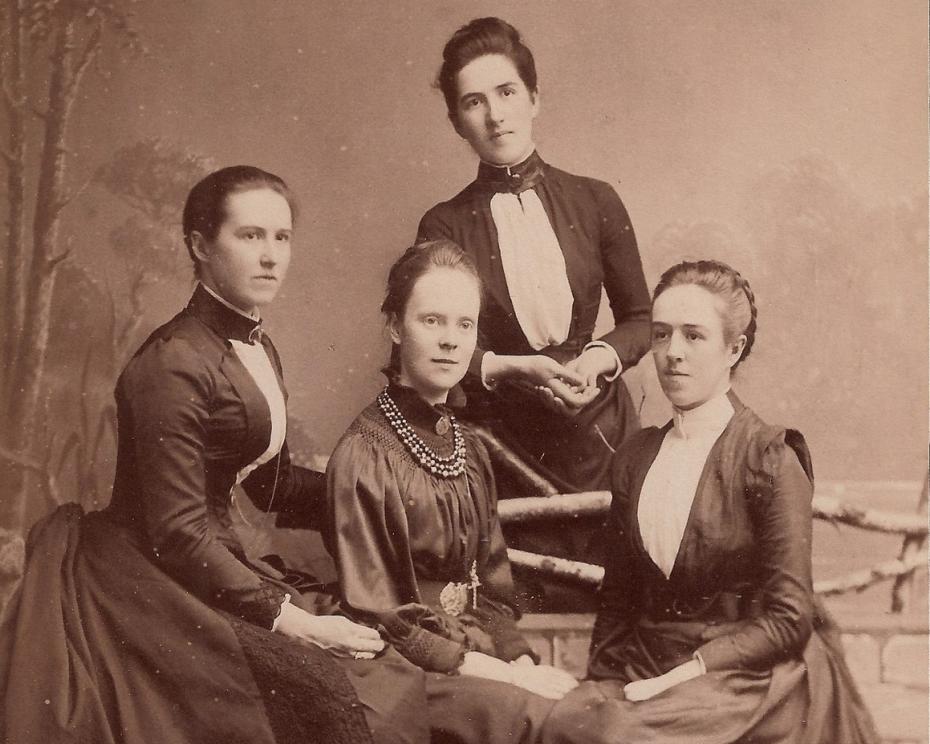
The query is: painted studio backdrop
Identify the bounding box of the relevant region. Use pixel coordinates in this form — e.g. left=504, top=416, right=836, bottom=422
left=0, top=1, right=926, bottom=612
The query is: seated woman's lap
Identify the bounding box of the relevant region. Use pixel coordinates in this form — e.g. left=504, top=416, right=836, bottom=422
left=426, top=672, right=556, bottom=744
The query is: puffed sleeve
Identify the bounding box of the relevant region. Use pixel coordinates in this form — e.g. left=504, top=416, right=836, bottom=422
left=591, top=183, right=651, bottom=370
left=470, top=438, right=535, bottom=662
left=325, top=433, right=419, bottom=615
left=695, top=435, right=814, bottom=671
left=121, top=337, right=285, bottom=628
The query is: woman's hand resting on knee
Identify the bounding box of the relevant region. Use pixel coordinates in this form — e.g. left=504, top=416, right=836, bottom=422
left=275, top=602, right=385, bottom=659
left=458, top=651, right=579, bottom=700
left=623, top=659, right=703, bottom=702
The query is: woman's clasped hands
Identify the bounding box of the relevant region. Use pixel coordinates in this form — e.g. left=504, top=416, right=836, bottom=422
left=531, top=346, right=619, bottom=416
left=275, top=601, right=385, bottom=660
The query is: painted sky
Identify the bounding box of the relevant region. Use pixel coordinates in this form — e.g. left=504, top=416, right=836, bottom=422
left=30, top=0, right=929, bottom=480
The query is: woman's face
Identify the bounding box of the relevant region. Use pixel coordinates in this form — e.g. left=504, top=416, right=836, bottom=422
left=453, top=53, right=539, bottom=166
left=651, top=284, right=745, bottom=411
left=390, top=266, right=480, bottom=405
left=192, top=188, right=293, bottom=315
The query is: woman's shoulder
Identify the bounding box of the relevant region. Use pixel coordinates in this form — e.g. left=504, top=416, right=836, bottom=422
left=417, top=181, right=485, bottom=233
left=120, top=310, right=223, bottom=389
left=728, top=401, right=813, bottom=481
left=328, top=400, right=408, bottom=468
left=544, top=162, right=621, bottom=198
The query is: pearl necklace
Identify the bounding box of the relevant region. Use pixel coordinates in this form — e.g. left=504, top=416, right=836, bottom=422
left=377, top=389, right=466, bottom=478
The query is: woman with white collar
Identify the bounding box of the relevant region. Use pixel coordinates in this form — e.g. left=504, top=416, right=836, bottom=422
left=416, top=17, right=651, bottom=496
left=0, top=166, right=428, bottom=744
left=542, top=260, right=878, bottom=743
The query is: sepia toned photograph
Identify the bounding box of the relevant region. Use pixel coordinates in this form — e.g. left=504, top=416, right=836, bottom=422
left=0, top=1, right=926, bottom=742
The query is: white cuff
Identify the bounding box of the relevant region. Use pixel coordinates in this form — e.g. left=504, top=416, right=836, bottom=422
left=271, top=592, right=292, bottom=631
left=583, top=341, right=622, bottom=382
left=479, top=351, right=499, bottom=390
left=692, top=651, right=707, bottom=675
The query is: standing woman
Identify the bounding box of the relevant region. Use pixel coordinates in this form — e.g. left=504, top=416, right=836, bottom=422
left=417, top=17, right=651, bottom=494
left=0, top=166, right=427, bottom=744
left=542, top=261, right=878, bottom=744
left=326, top=240, right=578, bottom=744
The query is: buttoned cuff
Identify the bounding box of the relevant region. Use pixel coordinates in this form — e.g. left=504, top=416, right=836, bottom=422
left=583, top=341, right=622, bottom=382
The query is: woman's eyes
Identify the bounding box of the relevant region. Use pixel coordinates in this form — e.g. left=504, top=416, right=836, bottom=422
left=423, top=316, right=439, bottom=326
left=460, top=320, right=474, bottom=331
left=501, top=87, right=516, bottom=97
left=651, top=330, right=669, bottom=342
left=686, top=332, right=703, bottom=341
left=276, top=233, right=290, bottom=243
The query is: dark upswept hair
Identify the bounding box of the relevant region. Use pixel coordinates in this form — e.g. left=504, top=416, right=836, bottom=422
left=382, top=239, right=482, bottom=377
left=653, top=259, right=758, bottom=370
left=182, top=165, right=298, bottom=274
left=436, top=17, right=538, bottom=123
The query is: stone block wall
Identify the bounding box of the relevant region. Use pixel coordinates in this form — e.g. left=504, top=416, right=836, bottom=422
left=518, top=611, right=929, bottom=744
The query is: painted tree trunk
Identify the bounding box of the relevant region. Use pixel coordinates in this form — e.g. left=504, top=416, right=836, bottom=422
left=1, top=0, right=27, bottom=402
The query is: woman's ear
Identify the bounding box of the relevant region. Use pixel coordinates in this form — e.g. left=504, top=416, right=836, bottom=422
left=728, top=334, right=747, bottom=368
left=190, top=231, right=211, bottom=264
left=530, top=87, right=541, bottom=120
left=388, top=313, right=403, bottom=345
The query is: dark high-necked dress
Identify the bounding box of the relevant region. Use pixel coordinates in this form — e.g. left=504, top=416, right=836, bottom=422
left=417, top=151, right=651, bottom=493
left=0, top=286, right=427, bottom=744
left=326, top=384, right=556, bottom=744
left=541, top=392, right=879, bottom=744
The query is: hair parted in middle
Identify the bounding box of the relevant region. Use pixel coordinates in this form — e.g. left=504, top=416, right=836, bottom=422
left=653, top=259, right=759, bottom=369
left=181, top=165, right=298, bottom=277
left=381, top=239, right=482, bottom=378
left=436, top=17, right=538, bottom=123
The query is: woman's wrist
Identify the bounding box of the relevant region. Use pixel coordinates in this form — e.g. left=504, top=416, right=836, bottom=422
left=482, top=353, right=517, bottom=383
left=581, top=342, right=622, bottom=381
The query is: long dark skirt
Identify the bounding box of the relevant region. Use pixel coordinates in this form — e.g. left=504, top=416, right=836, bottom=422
left=0, top=505, right=428, bottom=744
left=542, top=628, right=880, bottom=744
left=426, top=672, right=555, bottom=744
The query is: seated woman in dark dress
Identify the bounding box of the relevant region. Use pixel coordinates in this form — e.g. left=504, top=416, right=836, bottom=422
left=417, top=17, right=652, bottom=494
left=0, top=166, right=428, bottom=744
left=326, top=240, right=578, bottom=744
left=542, top=260, right=879, bottom=744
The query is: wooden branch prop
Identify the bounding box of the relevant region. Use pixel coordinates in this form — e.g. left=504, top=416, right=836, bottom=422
left=812, top=495, right=928, bottom=537
left=498, top=492, right=611, bottom=524
left=890, top=474, right=929, bottom=612
left=507, top=547, right=927, bottom=598
left=507, top=549, right=604, bottom=587
left=497, top=490, right=928, bottom=538
left=814, top=554, right=927, bottom=596
left=467, top=423, right=559, bottom=497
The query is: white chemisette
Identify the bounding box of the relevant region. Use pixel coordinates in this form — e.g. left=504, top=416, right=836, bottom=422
left=637, top=391, right=735, bottom=578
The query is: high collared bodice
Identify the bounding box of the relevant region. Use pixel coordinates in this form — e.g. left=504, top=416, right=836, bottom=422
left=418, top=151, right=651, bottom=368
left=475, top=150, right=547, bottom=194
left=108, top=285, right=286, bottom=549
